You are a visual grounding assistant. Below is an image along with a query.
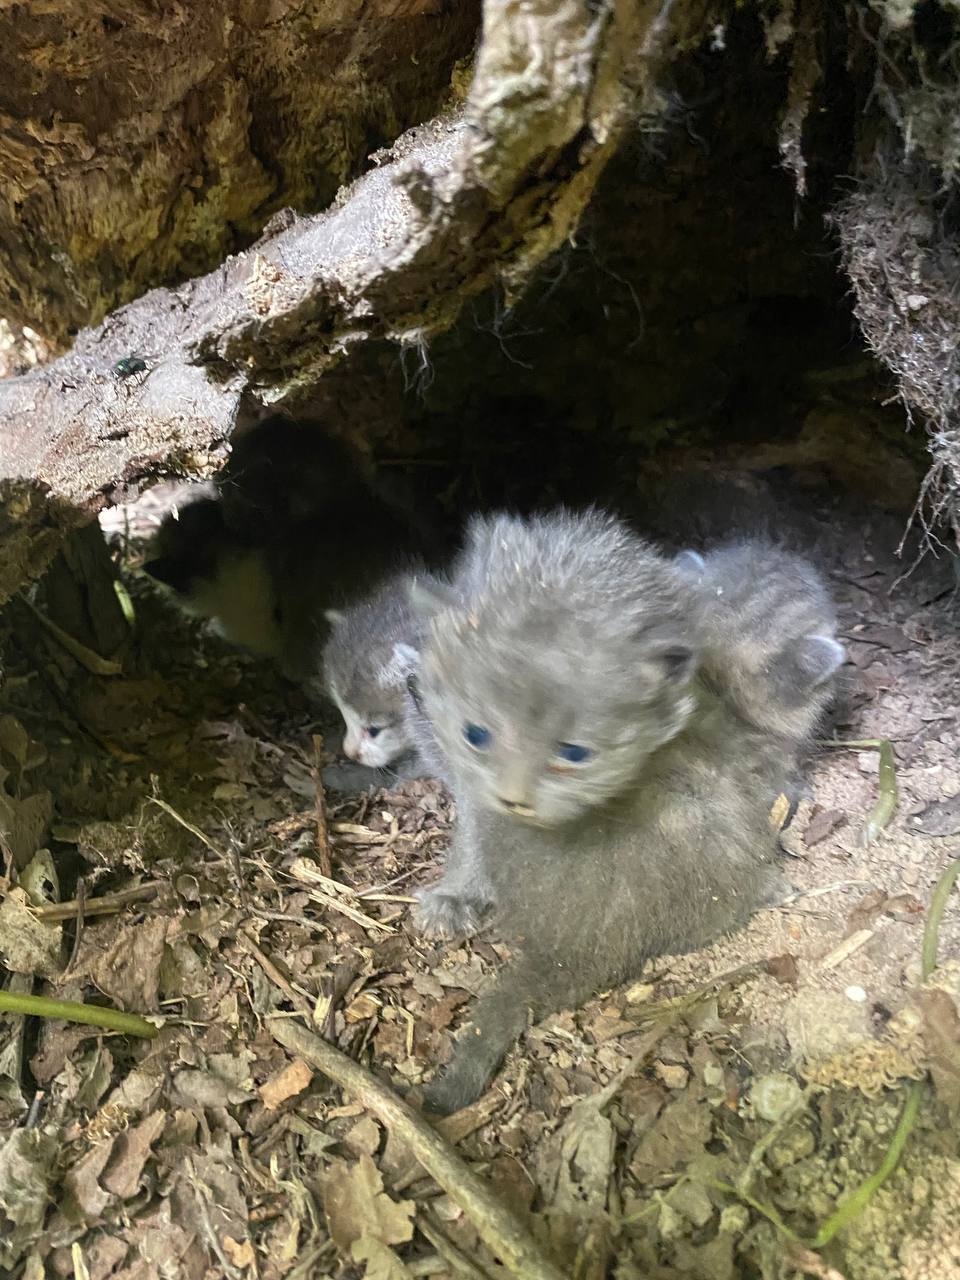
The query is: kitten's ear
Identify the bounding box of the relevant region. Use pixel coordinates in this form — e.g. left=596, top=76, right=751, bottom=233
left=643, top=642, right=697, bottom=685
left=673, top=549, right=706, bottom=575
left=408, top=576, right=458, bottom=618
left=393, top=642, right=420, bottom=671
left=324, top=608, right=346, bottom=625
left=772, top=634, right=845, bottom=698
left=380, top=641, right=420, bottom=688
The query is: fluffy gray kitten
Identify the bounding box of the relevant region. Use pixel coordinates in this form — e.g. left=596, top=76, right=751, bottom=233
left=674, top=540, right=844, bottom=745
left=411, top=509, right=840, bottom=1113
left=321, top=568, right=446, bottom=772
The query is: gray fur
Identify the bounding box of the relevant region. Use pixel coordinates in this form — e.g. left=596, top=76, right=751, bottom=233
left=413, top=510, right=836, bottom=1113
left=675, top=539, right=844, bottom=746
left=321, top=567, right=443, bottom=770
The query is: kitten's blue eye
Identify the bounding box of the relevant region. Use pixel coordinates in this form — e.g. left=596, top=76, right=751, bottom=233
left=464, top=723, right=492, bottom=750
left=557, top=742, right=592, bottom=764
left=367, top=726, right=382, bottom=739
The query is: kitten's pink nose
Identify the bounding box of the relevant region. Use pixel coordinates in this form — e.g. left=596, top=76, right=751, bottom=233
left=342, top=737, right=361, bottom=761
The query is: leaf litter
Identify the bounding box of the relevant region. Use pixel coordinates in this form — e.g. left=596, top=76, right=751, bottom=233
left=0, top=490, right=959, bottom=1278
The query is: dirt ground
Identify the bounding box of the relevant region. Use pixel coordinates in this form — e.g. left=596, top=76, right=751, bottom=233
left=1, top=463, right=959, bottom=1280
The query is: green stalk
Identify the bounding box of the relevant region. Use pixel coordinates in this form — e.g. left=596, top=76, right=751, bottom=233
left=0, top=989, right=158, bottom=1038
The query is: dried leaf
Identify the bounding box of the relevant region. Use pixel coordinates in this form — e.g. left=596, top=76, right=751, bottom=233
left=0, top=886, right=62, bottom=978
left=847, top=889, right=889, bottom=935
left=344, top=1116, right=382, bottom=1156
left=71, top=916, right=169, bottom=1011
left=323, top=1154, right=415, bottom=1254
left=630, top=1092, right=712, bottom=1182
left=259, top=1058, right=313, bottom=1110
left=223, top=1237, right=257, bottom=1269
left=101, top=1110, right=166, bottom=1198
left=765, top=954, right=800, bottom=987
left=769, top=793, right=791, bottom=833
left=0, top=1130, right=58, bottom=1271
left=913, top=795, right=960, bottom=837
left=916, top=989, right=960, bottom=1113
left=804, top=808, right=846, bottom=847
left=352, top=1236, right=414, bottom=1280
left=0, top=789, right=52, bottom=871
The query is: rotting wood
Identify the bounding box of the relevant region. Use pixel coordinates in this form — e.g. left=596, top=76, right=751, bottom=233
left=0, top=0, right=695, bottom=605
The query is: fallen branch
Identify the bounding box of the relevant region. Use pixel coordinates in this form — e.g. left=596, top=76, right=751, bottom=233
left=271, top=1017, right=566, bottom=1280
left=0, top=0, right=686, bottom=604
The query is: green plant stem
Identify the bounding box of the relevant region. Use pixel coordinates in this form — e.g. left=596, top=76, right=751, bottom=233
left=922, top=855, right=960, bottom=980
left=0, top=989, right=158, bottom=1038
left=810, top=1083, right=922, bottom=1248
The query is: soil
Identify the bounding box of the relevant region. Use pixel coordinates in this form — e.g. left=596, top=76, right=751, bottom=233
left=1, top=457, right=959, bottom=1280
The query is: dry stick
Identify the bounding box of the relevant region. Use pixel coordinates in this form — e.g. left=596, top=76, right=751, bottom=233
left=32, top=882, right=161, bottom=922
left=270, top=1019, right=566, bottom=1280
left=62, top=875, right=86, bottom=976
left=417, top=1214, right=496, bottom=1280
left=238, top=930, right=314, bottom=1017
left=311, top=734, right=333, bottom=879
left=17, top=593, right=123, bottom=676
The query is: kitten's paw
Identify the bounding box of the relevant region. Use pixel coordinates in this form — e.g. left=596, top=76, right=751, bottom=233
left=413, top=888, right=486, bottom=939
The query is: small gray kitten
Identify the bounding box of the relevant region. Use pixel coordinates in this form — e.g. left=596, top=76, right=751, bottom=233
left=674, top=540, right=844, bottom=745
left=321, top=570, right=425, bottom=769
left=322, top=567, right=452, bottom=775
left=411, top=510, right=840, bottom=1113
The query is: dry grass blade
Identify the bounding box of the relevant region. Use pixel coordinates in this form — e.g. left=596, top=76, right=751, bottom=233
left=311, top=734, right=333, bottom=879
left=17, top=593, right=123, bottom=675
left=270, top=1018, right=566, bottom=1280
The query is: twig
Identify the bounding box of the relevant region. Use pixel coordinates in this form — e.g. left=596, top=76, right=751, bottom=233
left=24, top=1090, right=45, bottom=1129
left=624, top=961, right=763, bottom=1024
left=417, top=1214, right=496, bottom=1280
left=63, top=876, right=86, bottom=976
left=312, top=734, right=333, bottom=879
left=393, top=1089, right=505, bottom=1192
left=32, top=882, right=160, bottom=922
left=17, top=593, right=123, bottom=675
left=185, top=1156, right=244, bottom=1280
left=147, top=795, right=225, bottom=857
left=270, top=1018, right=566, bottom=1280
left=238, top=930, right=314, bottom=1017
left=0, top=989, right=158, bottom=1038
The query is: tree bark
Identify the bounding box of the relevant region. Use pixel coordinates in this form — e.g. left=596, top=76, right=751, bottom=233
left=0, top=0, right=479, bottom=344
left=0, top=0, right=697, bottom=605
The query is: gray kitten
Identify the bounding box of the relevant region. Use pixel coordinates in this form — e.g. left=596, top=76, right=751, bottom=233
left=411, top=510, right=839, bottom=1113
left=322, top=566, right=452, bottom=776
left=321, top=569, right=424, bottom=769
left=674, top=540, right=844, bottom=745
